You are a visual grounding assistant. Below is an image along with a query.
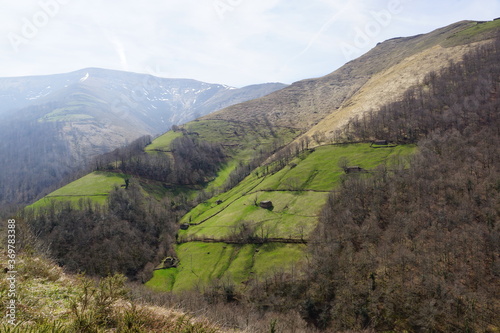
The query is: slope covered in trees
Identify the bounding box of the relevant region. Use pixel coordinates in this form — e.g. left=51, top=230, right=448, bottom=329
left=22, top=182, right=179, bottom=280
left=339, top=36, right=500, bottom=144
left=145, top=33, right=500, bottom=332
left=260, top=35, right=500, bottom=332
left=138, top=36, right=500, bottom=332
left=0, top=117, right=74, bottom=208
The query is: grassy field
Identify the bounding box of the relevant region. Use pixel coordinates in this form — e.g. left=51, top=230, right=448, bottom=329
left=443, top=20, right=500, bottom=47
left=40, top=106, right=95, bottom=122
left=180, top=144, right=415, bottom=240
left=29, top=172, right=128, bottom=209
left=145, top=130, right=183, bottom=152
left=147, top=143, right=416, bottom=292
left=184, top=119, right=297, bottom=145
left=148, top=242, right=307, bottom=292
left=29, top=171, right=199, bottom=211
left=145, top=268, right=179, bottom=291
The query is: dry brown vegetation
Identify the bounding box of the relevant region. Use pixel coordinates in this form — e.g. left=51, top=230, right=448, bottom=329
left=0, top=253, right=222, bottom=332
left=204, top=21, right=495, bottom=137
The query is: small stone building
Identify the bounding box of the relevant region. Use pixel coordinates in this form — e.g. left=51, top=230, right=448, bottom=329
left=162, top=257, right=179, bottom=268
left=372, top=140, right=388, bottom=146
left=345, top=166, right=364, bottom=174
left=180, top=223, right=190, bottom=230
left=259, top=201, right=273, bottom=209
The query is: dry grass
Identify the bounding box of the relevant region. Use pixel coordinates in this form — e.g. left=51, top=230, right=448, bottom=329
left=0, top=253, right=223, bottom=332
left=302, top=40, right=494, bottom=144
left=201, top=21, right=498, bottom=151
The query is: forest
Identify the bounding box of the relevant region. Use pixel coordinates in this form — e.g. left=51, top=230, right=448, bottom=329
left=297, top=37, right=500, bottom=331
left=0, top=116, right=75, bottom=211
left=93, top=134, right=226, bottom=185
left=21, top=182, right=179, bottom=281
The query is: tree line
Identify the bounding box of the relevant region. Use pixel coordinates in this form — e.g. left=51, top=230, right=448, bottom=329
left=21, top=181, right=180, bottom=281
left=94, top=134, right=226, bottom=185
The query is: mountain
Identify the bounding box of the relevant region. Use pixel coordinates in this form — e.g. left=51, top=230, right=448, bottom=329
left=202, top=20, right=499, bottom=136
left=0, top=68, right=287, bottom=157
left=0, top=68, right=286, bottom=206
left=18, top=20, right=500, bottom=332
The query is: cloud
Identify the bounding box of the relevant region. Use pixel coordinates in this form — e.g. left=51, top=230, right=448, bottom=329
left=107, top=33, right=128, bottom=71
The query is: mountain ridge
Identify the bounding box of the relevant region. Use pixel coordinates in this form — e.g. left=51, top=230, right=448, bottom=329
left=202, top=21, right=493, bottom=132
left=0, top=68, right=287, bottom=206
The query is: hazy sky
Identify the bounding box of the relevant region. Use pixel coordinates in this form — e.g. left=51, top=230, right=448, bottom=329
left=0, top=0, right=498, bottom=87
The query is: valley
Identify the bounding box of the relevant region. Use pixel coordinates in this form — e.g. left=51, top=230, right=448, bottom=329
left=0, top=68, right=286, bottom=208
left=4, top=19, right=500, bottom=332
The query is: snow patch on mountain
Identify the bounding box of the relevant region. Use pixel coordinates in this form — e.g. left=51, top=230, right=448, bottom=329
left=27, top=86, right=52, bottom=100
left=80, top=73, right=90, bottom=82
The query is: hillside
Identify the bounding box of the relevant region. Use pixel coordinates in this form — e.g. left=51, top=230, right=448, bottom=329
left=148, top=143, right=416, bottom=292
left=27, top=19, right=500, bottom=277
left=0, top=251, right=222, bottom=332
left=304, top=20, right=500, bottom=142
left=17, top=20, right=500, bottom=332
left=0, top=68, right=286, bottom=207
left=143, top=20, right=500, bottom=292
left=203, top=21, right=500, bottom=138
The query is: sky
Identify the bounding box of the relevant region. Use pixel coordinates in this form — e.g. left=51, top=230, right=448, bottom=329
left=0, top=0, right=498, bottom=87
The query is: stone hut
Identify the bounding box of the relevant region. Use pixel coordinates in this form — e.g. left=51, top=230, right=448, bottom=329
left=180, top=223, right=190, bottom=230
left=162, top=257, right=179, bottom=268
left=345, top=166, right=364, bottom=174
left=259, top=201, right=273, bottom=209
left=372, top=140, right=388, bottom=146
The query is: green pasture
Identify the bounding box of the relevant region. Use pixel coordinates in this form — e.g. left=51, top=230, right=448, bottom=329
left=443, top=19, right=500, bottom=47
left=180, top=143, right=415, bottom=239
left=29, top=172, right=128, bottom=210
left=147, top=242, right=307, bottom=292
left=145, top=130, right=183, bottom=152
